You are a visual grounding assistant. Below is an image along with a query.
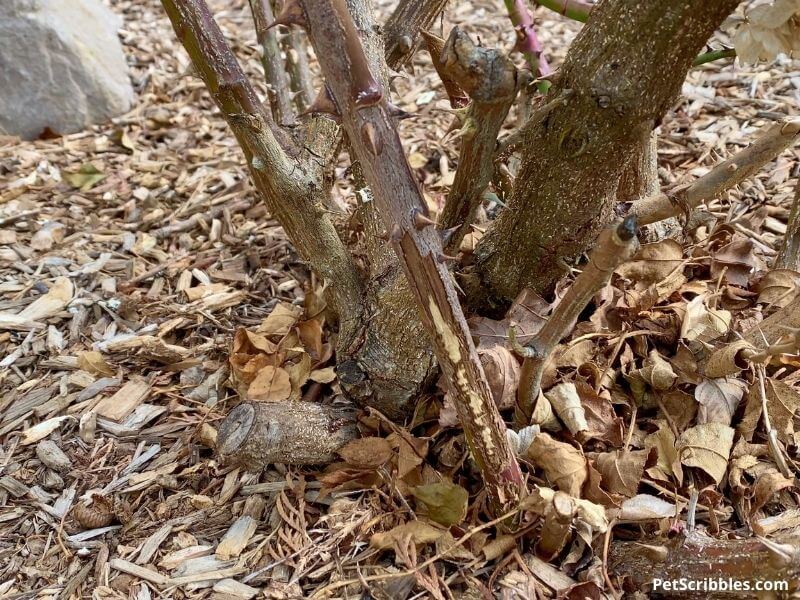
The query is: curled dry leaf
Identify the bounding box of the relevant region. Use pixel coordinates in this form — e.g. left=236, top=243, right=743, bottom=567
left=644, top=421, right=683, bottom=483
left=750, top=471, right=795, bottom=516
left=679, top=295, right=732, bottom=343
left=479, top=345, right=520, bottom=410
left=532, top=390, right=561, bottom=431
left=677, top=422, right=735, bottom=483
left=370, top=520, right=445, bottom=550
left=636, top=350, right=677, bottom=391
left=617, top=494, right=677, bottom=521
left=468, top=288, right=550, bottom=349
left=506, top=424, right=540, bottom=457
left=756, top=269, right=800, bottom=307
left=247, top=365, right=292, bottom=402
left=695, top=377, right=747, bottom=425
left=338, top=437, right=393, bottom=469
left=615, top=239, right=684, bottom=288
left=257, top=301, right=303, bottom=336
left=710, top=238, right=764, bottom=286
left=741, top=378, right=800, bottom=444
left=574, top=382, right=624, bottom=446
left=482, top=535, right=516, bottom=561
left=388, top=431, right=428, bottom=478
left=310, top=366, right=336, bottom=383
left=704, top=339, right=756, bottom=378
left=525, top=486, right=608, bottom=534
left=527, top=432, right=587, bottom=497
left=77, top=350, right=115, bottom=377
left=595, top=449, right=650, bottom=498
left=545, top=382, right=587, bottom=436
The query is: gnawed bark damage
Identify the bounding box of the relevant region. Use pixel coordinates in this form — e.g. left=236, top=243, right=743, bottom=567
left=300, top=0, right=523, bottom=513
left=471, top=0, right=740, bottom=306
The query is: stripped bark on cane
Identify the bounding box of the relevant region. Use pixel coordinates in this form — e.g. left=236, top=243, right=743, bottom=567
left=299, top=0, right=524, bottom=516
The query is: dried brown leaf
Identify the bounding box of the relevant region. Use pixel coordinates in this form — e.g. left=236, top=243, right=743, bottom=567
left=338, top=437, right=393, bottom=469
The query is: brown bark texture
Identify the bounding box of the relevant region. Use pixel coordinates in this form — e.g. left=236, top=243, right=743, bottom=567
left=776, top=178, right=800, bottom=271
left=335, top=0, right=439, bottom=420
left=384, top=0, right=450, bottom=68
left=249, top=0, right=295, bottom=126
left=300, top=0, right=523, bottom=513
left=217, top=402, right=359, bottom=467
left=471, top=0, right=740, bottom=305
left=435, top=28, right=518, bottom=254
left=163, top=0, right=439, bottom=420
left=161, top=0, right=365, bottom=351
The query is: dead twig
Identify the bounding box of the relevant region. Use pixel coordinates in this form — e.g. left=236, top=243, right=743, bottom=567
left=510, top=216, right=638, bottom=426
left=435, top=28, right=518, bottom=253
left=150, top=198, right=251, bottom=239
left=630, top=118, right=800, bottom=226
left=248, top=0, right=295, bottom=126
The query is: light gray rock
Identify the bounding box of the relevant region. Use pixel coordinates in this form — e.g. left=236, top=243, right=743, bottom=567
left=0, top=0, right=134, bottom=140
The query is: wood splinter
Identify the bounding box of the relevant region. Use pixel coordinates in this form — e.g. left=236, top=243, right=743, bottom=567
left=217, top=401, right=359, bottom=468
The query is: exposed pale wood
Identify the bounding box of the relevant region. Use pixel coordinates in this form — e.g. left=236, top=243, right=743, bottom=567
left=300, top=0, right=523, bottom=515
left=216, top=401, right=359, bottom=467
left=109, top=558, right=170, bottom=586
left=216, top=515, right=257, bottom=559
left=93, top=378, right=151, bottom=421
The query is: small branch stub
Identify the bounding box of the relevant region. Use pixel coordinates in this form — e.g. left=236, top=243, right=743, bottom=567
left=217, top=401, right=359, bottom=468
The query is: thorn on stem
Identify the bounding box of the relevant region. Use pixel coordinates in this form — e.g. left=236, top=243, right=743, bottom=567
left=412, top=207, right=437, bottom=230
left=437, top=253, right=459, bottom=264
left=439, top=225, right=460, bottom=247
left=267, top=0, right=306, bottom=29
left=302, top=86, right=340, bottom=118
left=353, top=83, right=384, bottom=109
left=361, top=122, right=383, bottom=156
left=389, top=223, right=403, bottom=243
left=387, top=103, right=413, bottom=120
